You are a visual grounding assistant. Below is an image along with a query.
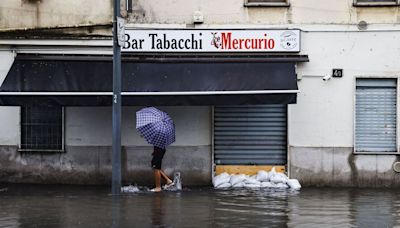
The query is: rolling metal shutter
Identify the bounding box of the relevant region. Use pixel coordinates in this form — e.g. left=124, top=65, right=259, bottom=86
left=214, top=105, right=287, bottom=165
left=355, top=78, right=397, bottom=153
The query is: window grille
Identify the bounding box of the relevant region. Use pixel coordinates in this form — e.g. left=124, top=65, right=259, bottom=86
left=354, top=0, right=399, bottom=6
left=20, top=106, right=64, bottom=151
left=244, top=0, right=289, bottom=7
left=355, top=78, right=397, bottom=153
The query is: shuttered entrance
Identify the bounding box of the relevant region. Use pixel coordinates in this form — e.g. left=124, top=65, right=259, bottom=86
left=214, top=105, right=287, bottom=165
left=355, top=78, right=397, bottom=153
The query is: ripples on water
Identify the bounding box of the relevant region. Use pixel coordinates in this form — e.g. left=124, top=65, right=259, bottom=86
left=0, top=184, right=399, bottom=228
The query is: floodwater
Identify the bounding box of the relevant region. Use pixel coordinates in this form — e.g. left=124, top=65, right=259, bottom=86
left=1, top=184, right=400, bottom=228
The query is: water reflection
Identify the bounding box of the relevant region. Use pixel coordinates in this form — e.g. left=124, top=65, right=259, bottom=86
left=287, top=188, right=354, bottom=228
left=287, top=188, right=400, bottom=228
left=1, top=185, right=400, bottom=228
left=111, top=197, right=121, bottom=228
left=151, top=194, right=165, bottom=227
left=350, top=189, right=397, bottom=228
left=213, top=189, right=295, bottom=228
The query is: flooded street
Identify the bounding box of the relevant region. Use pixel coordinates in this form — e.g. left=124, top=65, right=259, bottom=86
left=1, top=184, right=400, bottom=228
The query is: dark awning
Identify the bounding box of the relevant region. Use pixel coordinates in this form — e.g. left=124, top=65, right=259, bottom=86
left=0, top=54, right=306, bottom=106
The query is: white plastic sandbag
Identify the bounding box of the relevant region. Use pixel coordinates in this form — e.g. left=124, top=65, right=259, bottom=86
left=269, top=167, right=289, bottom=184
left=215, top=182, right=231, bottom=189
left=268, top=167, right=277, bottom=179
left=230, top=174, right=247, bottom=186
left=214, top=172, right=230, bottom=180
left=287, top=179, right=301, bottom=190
left=245, top=183, right=261, bottom=188
left=270, top=173, right=288, bottom=184
left=244, top=177, right=261, bottom=185
left=256, top=170, right=269, bottom=182
left=232, top=182, right=245, bottom=188
left=275, top=183, right=289, bottom=189
left=213, top=172, right=231, bottom=187
left=260, top=182, right=275, bottom=188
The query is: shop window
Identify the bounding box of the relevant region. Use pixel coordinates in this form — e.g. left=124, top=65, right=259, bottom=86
left=355, top=78, right=397, bottom=154
left=244, top=0, right=290, bottom=7
left=20, top=106, right=64, bottom=151
left=354, top=0, right=400, bottom=6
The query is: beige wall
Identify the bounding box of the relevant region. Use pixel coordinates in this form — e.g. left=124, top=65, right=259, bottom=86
left=130, top=0, right=400, bottom=25
left=1, top=0, right=398, bottom=30
left=0, top=0, right=112, bottom=30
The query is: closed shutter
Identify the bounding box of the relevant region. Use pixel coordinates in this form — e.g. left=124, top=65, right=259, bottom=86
left=355, top=78, right=397, bottom=153
left=214, top=105, right=287, bottom=165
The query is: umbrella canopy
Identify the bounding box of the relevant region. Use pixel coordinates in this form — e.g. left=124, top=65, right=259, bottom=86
left=136, top=107, right=175, bottom=149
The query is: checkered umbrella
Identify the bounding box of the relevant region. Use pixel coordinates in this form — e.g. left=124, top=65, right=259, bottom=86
left=136, top=107, right=175, bottom=149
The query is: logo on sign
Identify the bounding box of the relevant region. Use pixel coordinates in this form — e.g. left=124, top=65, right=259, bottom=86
left=211, top=32, right=222, bottom=48
left=280, top=31, right=298, bottom=50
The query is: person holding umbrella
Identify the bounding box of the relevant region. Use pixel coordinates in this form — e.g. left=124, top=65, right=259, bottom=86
left=136, top=107, right=176, bottom=192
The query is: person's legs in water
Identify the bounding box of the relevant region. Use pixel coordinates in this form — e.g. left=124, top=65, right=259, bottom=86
left=152, top=170, right=173, bottom=192
left=152, top=169, right=162, bottom=192
left=151, top=147, right=171, bottom=192
left=160, top=170, right=173, bottom=185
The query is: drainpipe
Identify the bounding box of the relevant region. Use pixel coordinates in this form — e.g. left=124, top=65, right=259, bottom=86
left=111, top=0, right=122, bottom=195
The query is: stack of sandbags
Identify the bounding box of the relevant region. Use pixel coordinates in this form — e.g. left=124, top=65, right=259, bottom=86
left=213, top=167, right=301, bottom=190
left=213, top=172, right=232, bottom=188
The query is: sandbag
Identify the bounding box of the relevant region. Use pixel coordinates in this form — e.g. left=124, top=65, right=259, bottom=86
left=256, top=170, right=269, bottom=182
left=275, top=183, right=289, bottom=189
left=213, top=172, right=231, bottom=187
left=268, top=167, right=276, bottom=182
left=215, top=182, right=231, bottom=189
left=217, top=172, right=230, bottom=179
left=244, top=177, right=261, bottom=185
left=232, top=182, right=245, bottom=188
left=244, top=183, right=261, bottom=188
left=268, top=167, right=277, bottom=178
left=214, top=177, right=231, bottom=187
left=269, top=172, right=289, bottom=184
left=260, top=182, right=275, bottom=188
left=230, top=174, right=247, bottom=186
left=287, top=179, right=301, bottom=190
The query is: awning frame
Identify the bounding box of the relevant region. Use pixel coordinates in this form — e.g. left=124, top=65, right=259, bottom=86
left=15, top=53, right=309, bottom=63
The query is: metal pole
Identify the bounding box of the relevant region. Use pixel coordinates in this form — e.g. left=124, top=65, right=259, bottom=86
left=112, top=0, right=122, bottom=195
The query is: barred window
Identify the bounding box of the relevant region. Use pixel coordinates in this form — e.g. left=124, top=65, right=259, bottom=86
left=354, top=0, right=399, bottom=6
left=244, top=0, right=289, bottom=7
left=20, top=106, right=64, bottom=151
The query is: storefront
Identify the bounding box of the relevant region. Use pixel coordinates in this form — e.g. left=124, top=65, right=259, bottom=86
left=0, top=29, right=308, bottom=185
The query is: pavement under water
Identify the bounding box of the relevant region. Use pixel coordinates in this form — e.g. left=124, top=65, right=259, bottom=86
left=0, top=184, right=400, bottom=228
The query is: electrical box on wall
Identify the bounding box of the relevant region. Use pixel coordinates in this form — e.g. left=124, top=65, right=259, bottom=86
left=193, top=11, right=204, bottom=24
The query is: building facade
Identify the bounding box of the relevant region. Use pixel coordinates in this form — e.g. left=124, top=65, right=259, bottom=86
left=1, top=0, right=400, bottom=187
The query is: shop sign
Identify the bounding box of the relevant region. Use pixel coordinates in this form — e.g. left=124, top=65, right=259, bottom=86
left=122, top=29, right=300, bottom=53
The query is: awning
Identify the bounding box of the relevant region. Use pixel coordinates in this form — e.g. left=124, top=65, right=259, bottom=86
left=0, top=54, right=306, bottom=106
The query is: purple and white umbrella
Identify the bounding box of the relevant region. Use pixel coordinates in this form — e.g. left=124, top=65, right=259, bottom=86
left=136, top=107, right=175, bottom=149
